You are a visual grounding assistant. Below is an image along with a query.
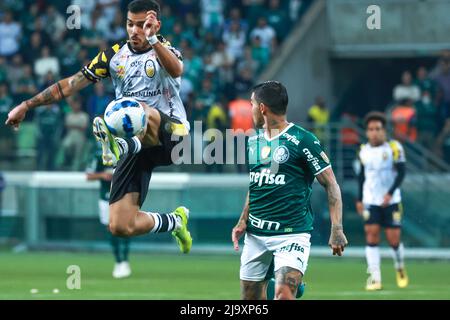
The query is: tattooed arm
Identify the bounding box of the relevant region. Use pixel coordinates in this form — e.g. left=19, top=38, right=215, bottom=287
left=316, top=167, right=348, bottom=256
left=5, top=71, right=91, bottom=129
left=232, top=192, right=249, bottom=251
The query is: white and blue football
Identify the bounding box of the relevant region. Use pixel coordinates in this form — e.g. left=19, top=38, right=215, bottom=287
left=104, top=98, right=147, bottom=138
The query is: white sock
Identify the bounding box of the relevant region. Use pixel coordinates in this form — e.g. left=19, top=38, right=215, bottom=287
left=365, top=245, right=381, bottom=282
left=115, top=136, right=142, bottom=156
left=391, top=243, right=405, bottom=270
left=146, top=212, right=182, bottom=233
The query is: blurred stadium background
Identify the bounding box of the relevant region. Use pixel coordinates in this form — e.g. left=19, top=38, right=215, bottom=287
left=0, top=0, right=450, bottom=299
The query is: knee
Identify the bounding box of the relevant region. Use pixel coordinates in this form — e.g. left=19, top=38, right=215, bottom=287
left=275, top=287, right=295, bottom=300
left=109, top=223, right=133, bottom=237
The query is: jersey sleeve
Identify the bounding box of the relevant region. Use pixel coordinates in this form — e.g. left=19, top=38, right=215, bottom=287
left=81, top=43, right=122, bottom=82
left=299, top=132, right=332, bottom=176
left=389, top=140, right=406, bottom=163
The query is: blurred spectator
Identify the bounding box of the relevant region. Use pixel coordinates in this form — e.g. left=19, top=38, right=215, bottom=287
left=435, top=119, right=450, bottom=163
left=205, top=102, right=229, bottom=173
left=265, top=0, right=290, bottom=41
left=432, top=53, right=450, bottom=120
left=6, top=54, right=26, bottom=94
left=34, top=46, right=60, bottom=84
left=20, top=3, right=40, bottom=35
left=251, top=36, right=270, bottom=73
left=237, top=46, right=260, bottom=76
left=414, top=90, right=438, bottom=148
left=414, top=66, right=436, bottom=99
left=72, top=0, right=97, bottom=30
left=393, top=71, right=421, bottom=105
left=340, top=112, right=360, bottom=179
left=13, top=64, right=37, bottom=103
left=224, top=7, right=248, bottom=35
left=222, top=20, right=246, bottom=61
left=183, top=46, right=203, bottom=90
left=80, top=8, right=107, bottom=57
left=242, top=0, right=266, bottom=28
left=234, top=67, right=253, bottom=97
left=87, top=82, right=113, bottom=120
left=58, top=38, right=82, bottom=78
left=23, top=32, right=43, bottom=65
left=35, top=104, right=62, bottom=171
left=211, top=41, right=235, bottom=93
left=200, top=0, right=224, bottom=36
left=160, top=5, right=176, bottom=37
left=390, top=104, right=417, bottom=143
left=228, top=97, right=253, bottom=173
left=0, top=11, right=22, bottom=59
left=195, top=78, right=217, bottom=129
left=98, top=0, right=120, bottom=25
left=106, top=11, right=127, bottom=43
left=250, top=17, right=277, bottom=54
left=60, top=96, right=89, bottom=171
left=289, top=0, right=305, bottom=23
left=307, top=96, right=330, bottom=142
left=0, top=83, right=15, bottom=156
left=43, top=5, right=67, bottom=44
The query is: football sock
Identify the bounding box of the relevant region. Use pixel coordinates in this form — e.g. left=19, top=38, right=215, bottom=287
left=365, top=244, right=381, bottom=282
left=110, top=234, right=121, bottom=263
left=147, top=212, right=182, bottom=233
left=390, top=243, right=405, bottom=270
left=121, top=237, right=130, bottom=262
left=115, top=137, right=142, bottom=156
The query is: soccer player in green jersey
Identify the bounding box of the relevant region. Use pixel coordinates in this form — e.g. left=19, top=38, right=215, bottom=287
left=232, top=81, right=348, bottom=300
left=87, top=144, right=132, bottom=279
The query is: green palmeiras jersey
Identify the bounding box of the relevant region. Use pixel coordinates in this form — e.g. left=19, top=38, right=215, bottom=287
left=86, top=146, right=113, bottom=201
left=247, top=123, right=331, bottom=236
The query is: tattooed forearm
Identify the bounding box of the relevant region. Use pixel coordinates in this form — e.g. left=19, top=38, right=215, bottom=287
left=25, top=72, right=89, bottom=109
left=316, top=168, right=343, bottom=226
left=26, top=83, right=63, bottom=108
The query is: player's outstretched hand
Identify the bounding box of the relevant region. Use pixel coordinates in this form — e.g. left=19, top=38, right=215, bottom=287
left=5, top=102, right=28, bottom=130
left=232, top=220, right=247, bottom=252
left=328, top=224, right=348, bottom=256
left=144, top=10, right=158, bottom=39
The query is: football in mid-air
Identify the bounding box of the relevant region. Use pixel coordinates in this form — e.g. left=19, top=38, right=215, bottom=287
left=104, top=98, right=147, bottom=138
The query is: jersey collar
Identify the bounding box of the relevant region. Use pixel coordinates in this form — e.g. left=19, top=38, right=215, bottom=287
left=127, top=41, right=152, bottom=54
left=264, top=122, right=294, bottom=142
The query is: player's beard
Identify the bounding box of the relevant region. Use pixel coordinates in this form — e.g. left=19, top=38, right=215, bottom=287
left=129, top=36, right=151, bottom=52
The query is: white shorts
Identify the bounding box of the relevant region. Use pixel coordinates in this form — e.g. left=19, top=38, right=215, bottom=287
left=240, top=232, right=311, bottom=282
left=98, top=199, right=110, bottom=226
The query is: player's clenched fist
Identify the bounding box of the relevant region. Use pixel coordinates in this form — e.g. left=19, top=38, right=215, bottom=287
left=328, top=224, right=348, bottom=256
left=144, top=10, right=159, bottom=39
left=5, top=102, right=28, bottom=129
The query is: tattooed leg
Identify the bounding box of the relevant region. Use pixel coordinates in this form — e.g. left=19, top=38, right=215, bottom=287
left=274, top=267, right=302, bottom=300
left=241, top=280, right=268, bottom=300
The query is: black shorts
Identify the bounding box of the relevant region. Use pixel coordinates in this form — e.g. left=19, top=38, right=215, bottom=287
left=364, top=203, right=403, bottom=228
left=109, top=110, right=183, bottom=207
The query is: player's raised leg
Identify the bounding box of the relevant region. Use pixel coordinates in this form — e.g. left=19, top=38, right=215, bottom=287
left=385, top=227, right=408, bottom=288
left=108, top=193, right=192, bottom=253
left=365, top=223, right=382, bottom=290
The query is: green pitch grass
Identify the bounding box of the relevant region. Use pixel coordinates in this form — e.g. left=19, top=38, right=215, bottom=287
left=0, top=251, right=449, bottom=299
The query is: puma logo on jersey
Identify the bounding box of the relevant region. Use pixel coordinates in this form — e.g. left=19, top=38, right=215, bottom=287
left=249, top=169, right=286, bottom=186
left=302, top=148, right=321, bottom=171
